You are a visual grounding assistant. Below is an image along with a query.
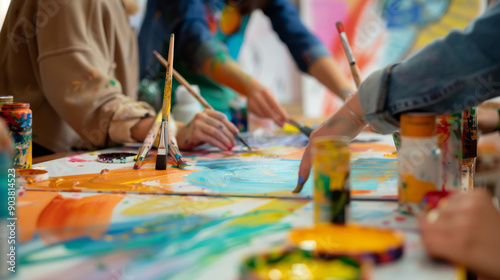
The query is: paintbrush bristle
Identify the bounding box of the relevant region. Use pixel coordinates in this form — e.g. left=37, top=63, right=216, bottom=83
left=155, top=154, right=167, bottom=170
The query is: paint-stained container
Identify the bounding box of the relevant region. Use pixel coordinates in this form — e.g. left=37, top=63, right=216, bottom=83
left=398, top=113, right=442, bottom=215
left=461, top=107, right=478, bottom=192
left=240, top=248, right=366, bottom=280
left=312, top=136, right=350, bottom=224
left=436, top=113, right=462, bottom=191
left=0, top=96, right=13, bottom=111
left=229, top=97, right=248, bottom=132
left=0, top=103, right=32, bottom=169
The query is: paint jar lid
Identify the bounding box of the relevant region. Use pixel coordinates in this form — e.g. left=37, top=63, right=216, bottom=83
left=2, top=102, right=30, bottom=110
left=400, top=113, right=436, bottom=137
left=0, top=96, right=13, bottom=102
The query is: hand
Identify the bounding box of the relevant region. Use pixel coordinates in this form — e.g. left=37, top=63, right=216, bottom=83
left=419, top=189, right=500, bottom=278
left=478, top=107, right=499, bottom=134
left=0, top=118, right=13, bottom=155
left=294, top=93, right=366, bottom=193
left=246, top=82, right=288, bottom=127
left=176, top=109, right=239, bottom=151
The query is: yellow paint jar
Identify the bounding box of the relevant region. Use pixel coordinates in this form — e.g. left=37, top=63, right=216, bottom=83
left=312, top=136, right=350, bottom=224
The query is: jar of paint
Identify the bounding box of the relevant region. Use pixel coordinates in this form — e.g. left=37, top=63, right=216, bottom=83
left=461, top=107, right=478, bottom=192
left=229, top=97, right=248, bottom=132
left=312, top=136, right=350, bottom=224
left=0, top=103, right=32, bottom=169
left=398, top=113, right=442, bottom=215
left=0, top=96, right=13, bottom=112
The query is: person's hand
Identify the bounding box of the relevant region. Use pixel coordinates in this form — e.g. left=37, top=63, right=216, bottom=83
left=0, top=118, right=13, bottom=155
left=176, top=109, right=239, bottom=151
left=419, top=189, right=500, bottom=278
left=294, top=93, right=366, bottom=193
left=246, top=81, right=288, bottom=127
left=478, top=107, right=499, bottom=134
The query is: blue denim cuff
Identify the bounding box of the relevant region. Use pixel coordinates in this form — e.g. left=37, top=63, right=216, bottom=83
left=359, top=64, right=401, bottom=134
left=301, top=45, right=331, bottom=72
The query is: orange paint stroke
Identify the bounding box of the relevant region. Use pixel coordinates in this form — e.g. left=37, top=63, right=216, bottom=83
left=25, top=163, right=201, bottom=193
left=37, top=194, right=123, bottom=244
left=351, top=190, right=373, bottom=195
left=18, top=191, right=59, bottom=242
left=349, top=143, right=396, bottom=153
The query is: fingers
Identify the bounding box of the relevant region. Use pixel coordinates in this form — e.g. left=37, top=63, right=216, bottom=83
left=262, top=89, right=288, bottom=126
left=196, top=115, right=235, bottom=150
left=247, top=89, right=288, bottom=127
left=205, top=109, right=240, bottom=134
left=293, top=143, right=313, bottom=193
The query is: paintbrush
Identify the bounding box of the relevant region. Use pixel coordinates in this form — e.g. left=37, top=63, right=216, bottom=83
left=287, top=119, right=313, bottom=137
left=168, top=139, right=187, bottom=168
left=156, top=34, right=175, bottom=170
left=153, top=50, right=252, bottom=150
left=134, top=112, right=162, bottom=169
left=336, top=22, right=362, bottom=88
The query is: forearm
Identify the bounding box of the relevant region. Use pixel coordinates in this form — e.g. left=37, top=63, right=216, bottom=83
left=200, top=53, right=257, bottom=96
left=315, top=93, right=366, bottom=138
left=308, top=56, right=356, bottom=100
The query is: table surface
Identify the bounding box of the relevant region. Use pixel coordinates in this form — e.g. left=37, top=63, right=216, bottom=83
left=15, top=132, right=458, bottom=280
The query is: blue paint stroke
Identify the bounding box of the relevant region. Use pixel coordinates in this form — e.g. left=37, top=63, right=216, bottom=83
left=184, top=158, right=313, bottom=195
left=351, top=158, right=397, bottom=191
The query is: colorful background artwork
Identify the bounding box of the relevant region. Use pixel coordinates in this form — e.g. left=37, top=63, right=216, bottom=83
left=24, top=133, right=398, bottom=200
left=302, top=0, right=483, bottom=116
left=16, top=191, right=456, bottom=280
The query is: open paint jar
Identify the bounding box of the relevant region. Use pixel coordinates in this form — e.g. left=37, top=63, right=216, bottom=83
left=287, top=224, right=404, bottom=264
left=240, top=248, right=368, bottom=280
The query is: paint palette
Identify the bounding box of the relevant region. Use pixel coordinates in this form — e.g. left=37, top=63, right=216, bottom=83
left=241, top=248, right=365, bottom=280
left=288, top=224, right=404, bottom=264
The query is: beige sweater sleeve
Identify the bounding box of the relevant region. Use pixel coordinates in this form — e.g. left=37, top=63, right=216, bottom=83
left=35, top=0, right=154, bottom=147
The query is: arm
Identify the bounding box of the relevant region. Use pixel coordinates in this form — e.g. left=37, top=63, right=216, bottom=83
left=295, top=92, right=366, bottom=192
left=263, top=0, right=355, bottom=99
left=37, top=0, right=155, bottom=147
left=160, top=1, right=287, bottom=126
left=359, top=2, right=500, bottom=133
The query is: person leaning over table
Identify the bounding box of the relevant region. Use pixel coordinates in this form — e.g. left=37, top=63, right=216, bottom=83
left=294, top=1, right=500, bottom=278
left=0, top=0, right=240, bottom=157
left=138, top=0, right=356, bottom=127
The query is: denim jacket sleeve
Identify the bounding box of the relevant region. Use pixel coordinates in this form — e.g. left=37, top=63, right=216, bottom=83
left=262, top=0, right=330, bottom=73
left=359, top=2, right=500, bottom=134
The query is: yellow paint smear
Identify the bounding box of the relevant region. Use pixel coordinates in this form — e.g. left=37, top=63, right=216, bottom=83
left=121, top=196, right=235, bottom=215
left=226, top=199, right=308, bottom=227
left=289, top=224, right=404, bottom=254
left=400, top=174, right=438, bottom=203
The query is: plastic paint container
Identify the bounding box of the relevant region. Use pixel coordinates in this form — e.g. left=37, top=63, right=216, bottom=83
left=398, top=113, right=441, bottom=215
left=0, top=103, right=32, bottom=169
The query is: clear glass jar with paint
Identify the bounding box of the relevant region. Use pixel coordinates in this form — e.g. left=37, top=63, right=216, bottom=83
left=0, top=103, right=32, bottom=169
left=398, top=113, right=442, bottom=215
left=312, top=136, right=350, bottom=224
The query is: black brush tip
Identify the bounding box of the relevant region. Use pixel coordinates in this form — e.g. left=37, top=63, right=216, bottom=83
left=155, top=154, right=167, bottom=170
